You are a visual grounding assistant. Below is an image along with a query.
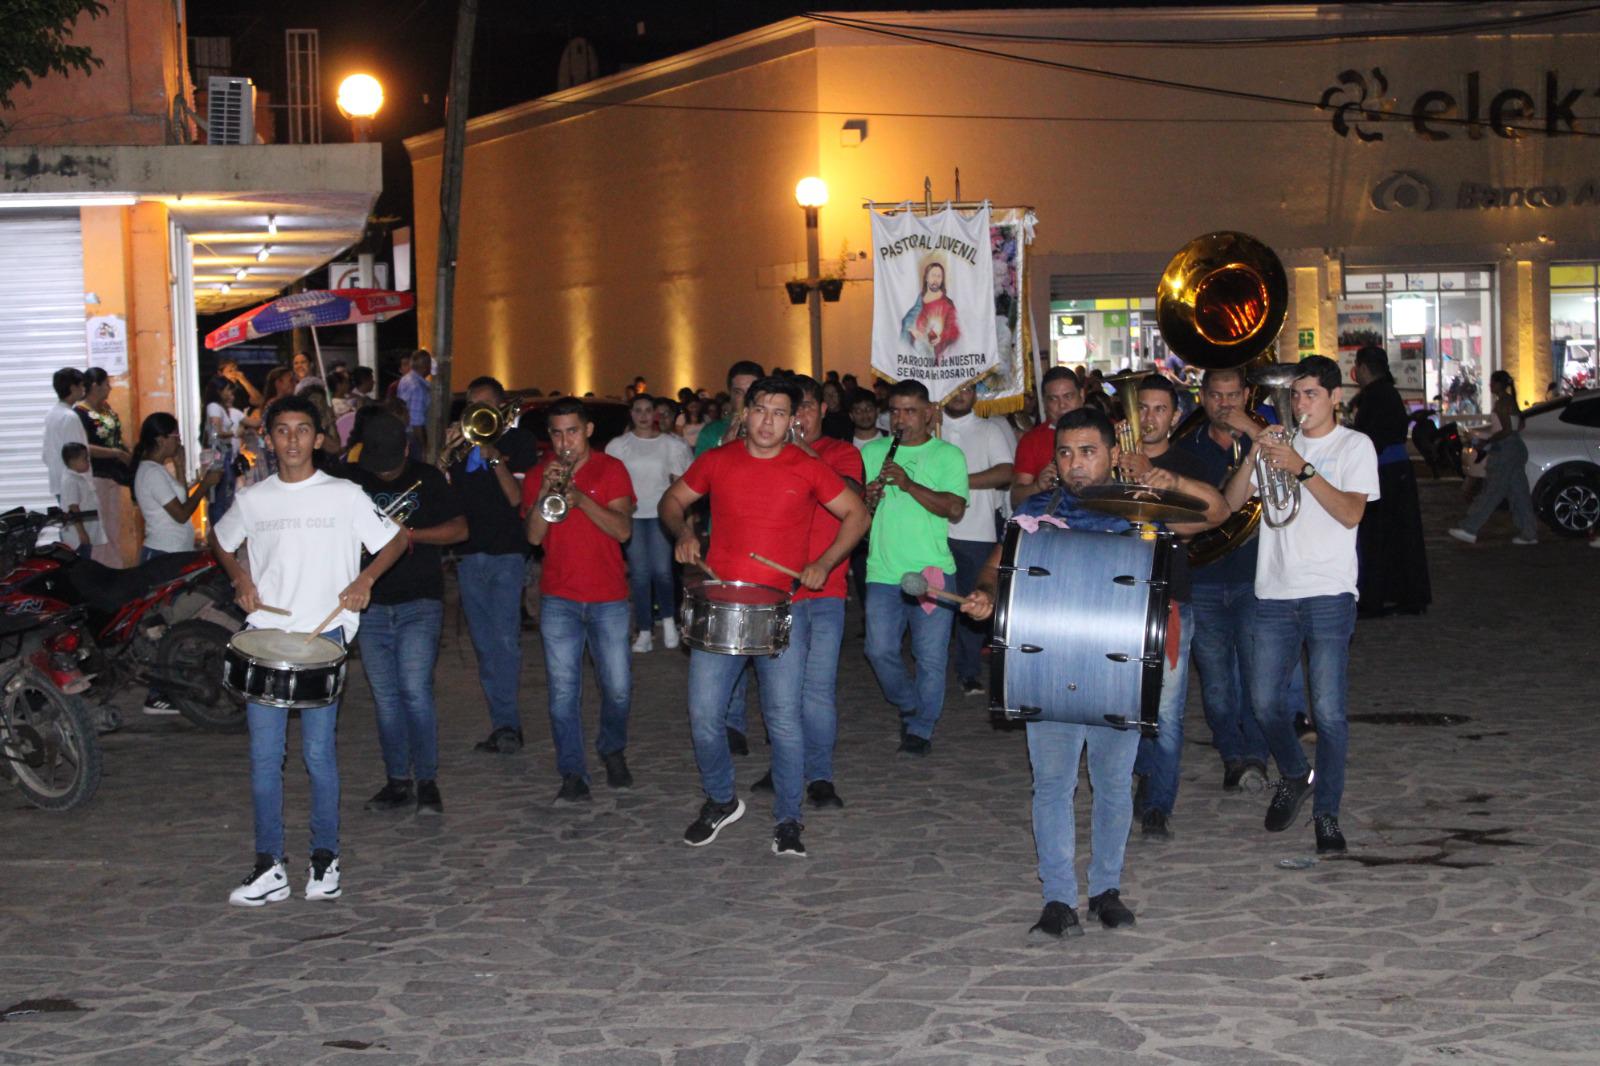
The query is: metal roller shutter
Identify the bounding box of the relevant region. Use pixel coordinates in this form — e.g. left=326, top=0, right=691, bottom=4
left=1049, top=272, right=1162, bottom=302
left=0, top=214, right=86, bottom=511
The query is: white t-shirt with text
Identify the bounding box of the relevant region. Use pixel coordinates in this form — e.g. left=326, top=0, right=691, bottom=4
left=1252, top=424, right=1380, bottom=601
left=604, top=431, right=693, bottom=517
left=213, top=470, right=399, bottom=636
left=941, top=411, right=1017, bottom=543
left=135, top=460, right=196, bottom=553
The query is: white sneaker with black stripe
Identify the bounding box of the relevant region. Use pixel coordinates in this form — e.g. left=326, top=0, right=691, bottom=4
left=228, top=854, right=290, bottom=907
left=305, top=849, right=341, bottom=901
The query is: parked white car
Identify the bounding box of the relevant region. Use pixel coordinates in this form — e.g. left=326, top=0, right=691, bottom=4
left=1523, top=390, right=1600, bottom=537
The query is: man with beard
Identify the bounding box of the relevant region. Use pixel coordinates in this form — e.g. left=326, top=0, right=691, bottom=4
left=1351, top=346, right=1431, bottom=616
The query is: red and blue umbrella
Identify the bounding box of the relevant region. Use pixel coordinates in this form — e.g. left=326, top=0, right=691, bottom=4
left=204, top=289, right=415, bottom=351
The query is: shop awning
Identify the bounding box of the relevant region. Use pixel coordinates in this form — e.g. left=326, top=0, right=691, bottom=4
left=0, top=144, right=381, bottom=314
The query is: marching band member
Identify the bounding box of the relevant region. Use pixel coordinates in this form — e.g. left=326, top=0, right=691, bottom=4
left=524, top=398, right=638, bottom=804
left=746, top=375, right=864, bottom=808
left=340, top=413, right=467, bottom=818
left=1222, top=356, right=1378, bottom=855
left=210, top=395, right=406, bottom=907
left=659, top=376, right=868, bottom=857
left=1008, top=367, right=1083, bottom=509
left=860, top=380, right=968, bottom=756
left=965, top=407, right=1223, bottom=940
left=1114, top=375, right=1222, bottom=841
left=449, top=376, right=541, bottom=756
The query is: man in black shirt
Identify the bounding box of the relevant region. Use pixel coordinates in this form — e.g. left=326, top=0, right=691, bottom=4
left=448, top=376, right=540, bottom=753
left=1351, top=346, right=1431, bottom=616
left=1115, top=375, right=1224, bottom=841
left=342, top=414, right=467, bottom=815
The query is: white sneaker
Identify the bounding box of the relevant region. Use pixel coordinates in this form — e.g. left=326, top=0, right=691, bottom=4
left=142, top=697, right=180, bottom=715
left=1511, top=535, right=1538, bottom=546
left=228, top=856, right=290, bottom=907
left=661, top=618, right=680, bottom=650
left=631, top=631, right=654, bottom=654
left=305, top=850, right=341, bottom=901
left=1447, top=528, right=1477, bottom=544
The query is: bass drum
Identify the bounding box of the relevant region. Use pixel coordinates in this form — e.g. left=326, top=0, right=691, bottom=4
left=989, top=523, right=1173, bottom=731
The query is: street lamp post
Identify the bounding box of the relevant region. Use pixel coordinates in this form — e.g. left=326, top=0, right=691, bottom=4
left=795, top=177, right=828, bottom=381
left=337, top=73, right=385, bottom=374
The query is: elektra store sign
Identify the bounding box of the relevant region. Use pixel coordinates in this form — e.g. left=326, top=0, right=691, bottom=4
left=1370, top=171, right=1600, bottom=213
left=1321, top=68, right=1596, bottom=141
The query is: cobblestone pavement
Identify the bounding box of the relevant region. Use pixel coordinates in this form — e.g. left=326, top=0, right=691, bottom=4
left=2, top=477, right=1598, bottom=1065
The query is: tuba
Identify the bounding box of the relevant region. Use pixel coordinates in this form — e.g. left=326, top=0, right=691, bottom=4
left=1154, top=231, right=1298, bottom=565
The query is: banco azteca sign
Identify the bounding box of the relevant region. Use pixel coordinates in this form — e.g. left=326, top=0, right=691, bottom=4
left=1322, top=68, right=1594, bottom=141
left=1371, top=171, right=1600, bottom=212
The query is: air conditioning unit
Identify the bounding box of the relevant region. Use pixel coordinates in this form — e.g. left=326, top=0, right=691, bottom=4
left=207, top=76, right=256, bottom=145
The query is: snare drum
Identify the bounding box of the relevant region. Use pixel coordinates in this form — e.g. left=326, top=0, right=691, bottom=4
left=680, top=580, right=792, bottom=655
left=222, top=629, right=348, bottom=709
left=990, top=523, right=1173, bottom=731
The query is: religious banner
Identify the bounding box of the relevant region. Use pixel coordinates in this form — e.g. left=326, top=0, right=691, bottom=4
left=974, top=207, right=1037, bottom=415
left=869, top=204, right=997, bottom=404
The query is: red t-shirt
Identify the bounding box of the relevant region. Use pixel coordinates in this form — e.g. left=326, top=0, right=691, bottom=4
left=795, top=436, right=865, bottom=602
left=521, top=451, right=635, bottom=602
left=681, top=442, right=847, bottom=588
left=1014, top=422, right=1054, bottom=480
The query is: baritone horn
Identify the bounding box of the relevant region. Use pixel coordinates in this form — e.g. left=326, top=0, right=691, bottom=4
left=439, top=397, right=521, bottom=469
left=1248, top=364, right=1303, bottom=528
left=1106, top=370, right=1146, bottom=483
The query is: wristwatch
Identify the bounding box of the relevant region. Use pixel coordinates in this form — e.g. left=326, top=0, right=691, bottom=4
left=1295, top=462, right=1316, bottom=483
left=487, top=458, right=501, bottom=468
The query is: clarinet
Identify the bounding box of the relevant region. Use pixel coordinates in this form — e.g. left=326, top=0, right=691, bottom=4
left=868, top=430, right=903, bottom=512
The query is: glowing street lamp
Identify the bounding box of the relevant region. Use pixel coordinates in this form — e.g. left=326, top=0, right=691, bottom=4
left=794, top=177, right=829, bottom=379
left=337, top=74, right=385, bottom=142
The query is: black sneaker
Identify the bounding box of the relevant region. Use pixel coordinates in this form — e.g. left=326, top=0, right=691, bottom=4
left=1141, top=809, right=1172, bottom=841
left=1265, top=773, right=1313, bottom=833
left=474, top=726, right=524, bottom=754
left=807, top=780, right=844, bottom=809
left=415, top=780, right=443, bottom=816
left=1087, top=889, right=1137, bottom=929
left=1132, top=773, right=1149, bottom=819
left=1028, top=901, right=1084, bottom=940
left=554, top=774, right=592, bottom=805
left=897, top=734, right=931, bottom=757
left=726, top=728, right=749, bottom=756
left=960, top=677, right=985, bottom=697
left=1314, top=813, right=1347, bottom=854
left=602, top=751, right=633, bottom=789
left=365, top=778, right=413, bottom=811
left=684, top=797, right=745, bottom=847
left=772, top=820, right=806, bottom=857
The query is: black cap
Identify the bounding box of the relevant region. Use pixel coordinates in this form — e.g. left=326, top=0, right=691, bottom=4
left=358, top=413, right=409, bottom=472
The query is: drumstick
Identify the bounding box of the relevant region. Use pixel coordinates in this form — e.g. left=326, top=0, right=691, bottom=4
left=899, top=571, right=969, bottom=607
left=256, top=604, right=291, bottom=617
left=300, top=480, right=421, bottom=643
left=749, top=552, right=802, bottom=581
left=697, top=560, right=721, bottom=583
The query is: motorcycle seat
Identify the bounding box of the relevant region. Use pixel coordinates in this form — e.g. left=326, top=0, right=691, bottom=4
left=68, top=551, right=210, bottom=614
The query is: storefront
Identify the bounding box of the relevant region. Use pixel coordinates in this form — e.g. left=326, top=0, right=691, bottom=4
left=1550, top=264, right=1600, bottom=391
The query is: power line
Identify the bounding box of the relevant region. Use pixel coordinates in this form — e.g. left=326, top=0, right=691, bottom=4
left=800, top=11, right=1600, bottom=140
left=806, top=5, right=1600, bottom=50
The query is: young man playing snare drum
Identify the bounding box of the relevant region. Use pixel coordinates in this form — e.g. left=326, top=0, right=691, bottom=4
left=209, top=394, right=407, bottom=907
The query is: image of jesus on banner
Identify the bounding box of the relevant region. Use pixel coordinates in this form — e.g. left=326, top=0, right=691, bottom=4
left=900, top=257, right=962, bottom=364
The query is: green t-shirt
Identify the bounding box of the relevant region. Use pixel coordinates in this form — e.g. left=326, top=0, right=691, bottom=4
left=861, top=436, right=968, bottom=584
left=695, top=418, right=730, bottom=457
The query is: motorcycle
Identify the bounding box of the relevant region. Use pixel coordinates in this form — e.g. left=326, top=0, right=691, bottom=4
left=0, top=508, right=246, bottom=733
left=0, top=515, right=102, bottom=809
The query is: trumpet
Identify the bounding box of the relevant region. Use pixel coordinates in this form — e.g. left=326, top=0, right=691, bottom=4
left=1249, top=364, right=1303, bottom=528
left=439, top=397, right=520, bottom=470
left=538, top=449, right=575, bottom=524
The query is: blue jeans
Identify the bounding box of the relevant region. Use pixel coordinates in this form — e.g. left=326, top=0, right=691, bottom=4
left=948, top=538, right=995, bottom=684
left=794, top=597, right=846, bottom=782
left=625, top=517, right=675, bottom=629
left=687, top=603, right=810, bottom=825
left=1026, top=719, right=1140, bottom=907
left=457, top=552, right=527, bottom=733
left=1250, top=594, right=1356, bottom=818
left=1190, top=581, right=1272, bottom=767
left=1133, top=602, right=1194, bottom=816
left=540, top=596, right=632, bottom=781
left=247, top=628, right=344, bottom=859
left=358, top=599, right=443, bottom=782
left=864, top=580, right=955, bottom=740
left=725, top=662, right=755, bottom=737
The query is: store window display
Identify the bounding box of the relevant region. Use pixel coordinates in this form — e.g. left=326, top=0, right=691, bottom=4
left=1341, top=269, right=1494, bottom=414
left=1550, top=264, right=1598, bottom=393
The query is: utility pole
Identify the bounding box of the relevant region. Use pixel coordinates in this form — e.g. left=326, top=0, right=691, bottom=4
left=427, top=0, right=479, bottom=462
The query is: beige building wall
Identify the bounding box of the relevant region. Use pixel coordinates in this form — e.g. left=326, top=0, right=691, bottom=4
left=410, top=10, right=1600, bottom=401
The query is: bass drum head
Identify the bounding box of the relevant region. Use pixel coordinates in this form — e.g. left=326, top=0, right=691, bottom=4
left=230, top=629, right=345, bottom=668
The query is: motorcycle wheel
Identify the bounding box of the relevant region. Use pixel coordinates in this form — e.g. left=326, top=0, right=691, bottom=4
left=157, top=619, right=246, bottom=733
left=0, top=668, right=102, bottom=810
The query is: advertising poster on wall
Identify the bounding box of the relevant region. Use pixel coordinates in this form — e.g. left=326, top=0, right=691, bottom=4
left=1336, top=296, right=1384, bottom=381
left=869, top=204, right=998, bottom=405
